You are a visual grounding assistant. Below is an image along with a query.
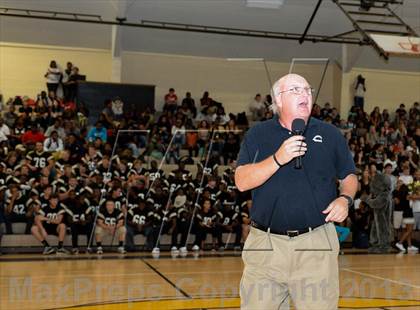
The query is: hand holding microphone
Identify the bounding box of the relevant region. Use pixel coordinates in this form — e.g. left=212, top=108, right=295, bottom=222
left=274, top=118, right=307, bottom=168
left=292, top=119, right=306, bottom=169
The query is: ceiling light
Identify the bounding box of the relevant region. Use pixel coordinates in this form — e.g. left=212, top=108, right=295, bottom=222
left=246, top=0, right=285, bottom=9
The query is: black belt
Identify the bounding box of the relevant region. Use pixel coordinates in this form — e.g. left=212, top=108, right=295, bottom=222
left=250, top=221, right=322, bottom=238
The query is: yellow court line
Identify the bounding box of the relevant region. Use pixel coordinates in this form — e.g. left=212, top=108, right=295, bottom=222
left=67, top=297, right=239, bottom=310
left=339, top=297, right=420, bottom=308
left=67, top=297, right=420, bottom=310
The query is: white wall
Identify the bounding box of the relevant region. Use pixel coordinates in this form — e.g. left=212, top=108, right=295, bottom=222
left=121, top=51, right=341, bottom=114
left=2, top=42, right=418, bottom=119
left=341, top=68, right=420, bottom=119
left=0, top=42, right=112, bottom=100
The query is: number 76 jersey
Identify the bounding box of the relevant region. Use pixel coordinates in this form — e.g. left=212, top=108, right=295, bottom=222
left=26, top=150, right=53, bottom=170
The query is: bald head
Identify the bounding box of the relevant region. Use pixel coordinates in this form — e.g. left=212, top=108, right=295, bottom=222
left=272, top=74, right=309, bottom=99
left=271, top=74, right=313, bottom=129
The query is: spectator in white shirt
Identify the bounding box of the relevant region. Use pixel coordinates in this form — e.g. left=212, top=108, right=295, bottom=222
left=211, top=107, right=230, bottom=125
left=249, top=93, right=265, bottom=121
left=171, top=119, right=186, bottom=146
left=399, top=166, right=413, bottom=186
left=354, top=74, right=366, bottom=110
left=43, top=130, right=63, bottom=152
left=0, top=118, right=10, bottom=142
left=44, top=60, right=62, bottom=96
left=409, top=170, right=420, bottom=231
left=45, top=119, right=66, bottom=139
left=383, top=154, right=398, bottom=173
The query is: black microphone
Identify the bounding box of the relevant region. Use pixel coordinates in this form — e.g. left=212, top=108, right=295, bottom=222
left=291, top=118, right=306, bottom=169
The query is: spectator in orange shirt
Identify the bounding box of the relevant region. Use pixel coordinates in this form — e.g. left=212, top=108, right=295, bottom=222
left=186, top=123, right=198, bottom=157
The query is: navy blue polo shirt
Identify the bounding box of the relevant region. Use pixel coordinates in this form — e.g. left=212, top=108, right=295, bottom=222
left=237, top=116, right=356, bottom=231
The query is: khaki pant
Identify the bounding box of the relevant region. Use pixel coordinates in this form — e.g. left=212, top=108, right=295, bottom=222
left=240, top=223, right=339, bottom=310
left=95, top=225, right=126, bottom=239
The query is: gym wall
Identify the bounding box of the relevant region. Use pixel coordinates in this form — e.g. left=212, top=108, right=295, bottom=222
left=1, top=42, right=419, bottom=118
left=0, top=42, right=112, bottom=100
left=341, top=68, right=420, bottom=117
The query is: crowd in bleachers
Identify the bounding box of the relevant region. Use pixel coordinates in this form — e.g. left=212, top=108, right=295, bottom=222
left=0, top=61, right=419, bottom=255
left=0, top=60, right=254, bottom=255
left=342, top=101, right=420, bottom=253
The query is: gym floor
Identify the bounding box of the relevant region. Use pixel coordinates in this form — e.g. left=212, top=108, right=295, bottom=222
left=0, top=251, right=419, bottom=309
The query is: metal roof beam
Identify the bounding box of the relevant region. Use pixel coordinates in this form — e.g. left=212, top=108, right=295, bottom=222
left=0, top=8, right=366, bottom=45
left=299, top=0, right=324, bottom=44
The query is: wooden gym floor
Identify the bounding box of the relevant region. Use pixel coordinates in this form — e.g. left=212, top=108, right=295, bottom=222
left=0, top=251, right=419, bottom=310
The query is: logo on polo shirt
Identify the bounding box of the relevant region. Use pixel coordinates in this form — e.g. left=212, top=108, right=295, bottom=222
left=312, top=135, right=323, bottom=143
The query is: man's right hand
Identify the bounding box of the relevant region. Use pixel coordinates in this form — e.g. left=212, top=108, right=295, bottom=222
left=274, top=135, right=307, bottom=166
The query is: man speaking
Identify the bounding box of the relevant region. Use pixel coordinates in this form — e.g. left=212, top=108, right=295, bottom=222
left=235, top=74, right=357, bottom=309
